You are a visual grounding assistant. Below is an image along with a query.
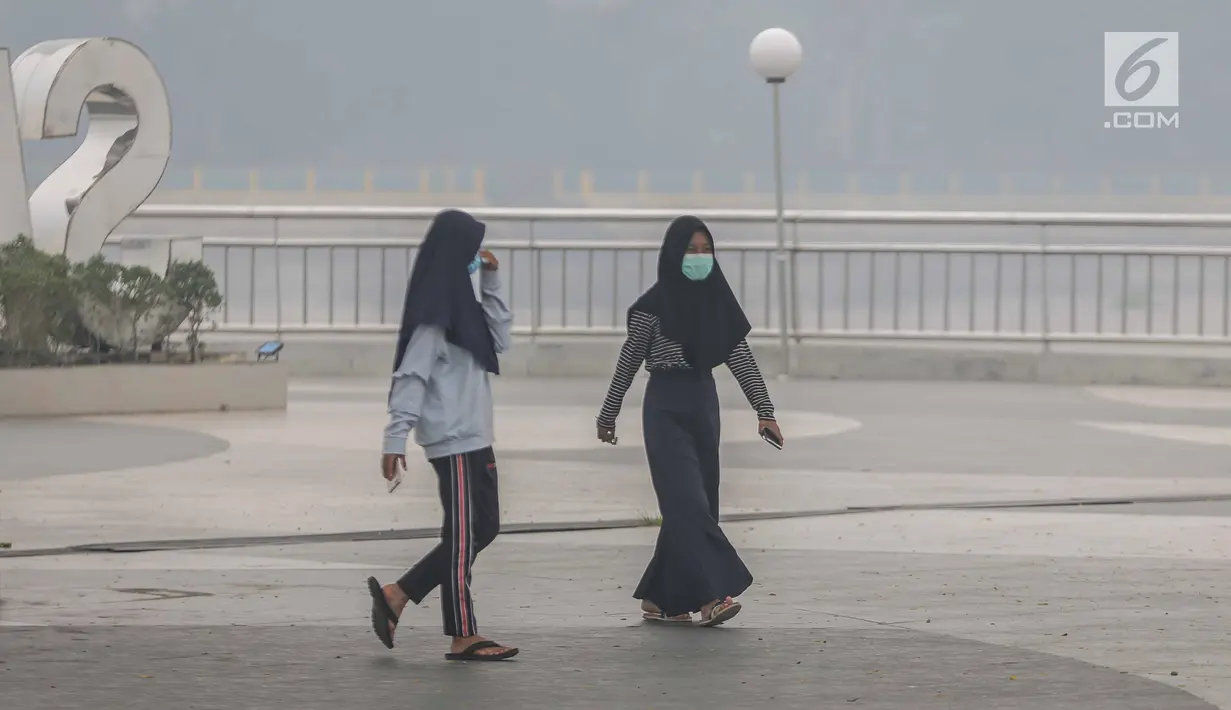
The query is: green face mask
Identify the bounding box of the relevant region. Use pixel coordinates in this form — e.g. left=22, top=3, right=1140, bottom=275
left=681, top=254, right=714, bottom=281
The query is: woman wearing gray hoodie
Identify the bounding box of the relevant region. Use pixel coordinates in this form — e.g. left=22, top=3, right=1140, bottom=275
left=366, top=209, right=517, bottom=661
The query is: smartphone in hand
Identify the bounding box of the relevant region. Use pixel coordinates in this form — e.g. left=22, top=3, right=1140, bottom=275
left=760, top=426, right=783, bottom=449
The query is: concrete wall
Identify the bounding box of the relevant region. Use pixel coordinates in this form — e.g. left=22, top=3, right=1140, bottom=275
left=0, top=362, right=288, bottom=417
left=202, top=334, right=1231, bottom=387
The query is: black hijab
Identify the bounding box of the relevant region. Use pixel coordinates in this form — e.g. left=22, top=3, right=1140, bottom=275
left=629, top=215, right=752, bottom=370
left=393, top=209, right=499, bottom=374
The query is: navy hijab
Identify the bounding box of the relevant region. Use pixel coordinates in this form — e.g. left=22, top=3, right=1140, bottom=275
left=393, top=209, right=499, bottom=374
left=630, top=216, right=751, bottom=370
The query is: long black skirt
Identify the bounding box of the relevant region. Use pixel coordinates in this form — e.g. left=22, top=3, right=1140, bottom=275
left=633, top=369, right=753, bottom=617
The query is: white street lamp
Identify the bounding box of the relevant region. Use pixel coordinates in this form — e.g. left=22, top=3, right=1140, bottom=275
left=749, top=28, right=801, bottom=379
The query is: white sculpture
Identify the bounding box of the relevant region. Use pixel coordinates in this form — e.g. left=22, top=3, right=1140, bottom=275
left=0, top=48, right=31, bottom=242
left=10, top=37, right=171, bottom=263
left=1, top=37, right=187, bottom=349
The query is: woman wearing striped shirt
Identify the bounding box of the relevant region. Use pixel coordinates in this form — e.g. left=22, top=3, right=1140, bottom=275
left=596, top=215, right=782, bottom=626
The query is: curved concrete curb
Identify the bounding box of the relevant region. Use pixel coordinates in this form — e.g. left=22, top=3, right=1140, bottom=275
left=5, top=491, right=1229, bottom=559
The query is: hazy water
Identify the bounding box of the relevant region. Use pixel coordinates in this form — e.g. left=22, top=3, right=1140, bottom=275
left=184, top=219, right=1231, bottom=338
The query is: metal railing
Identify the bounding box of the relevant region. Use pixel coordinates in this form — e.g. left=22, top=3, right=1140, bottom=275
left=119, top=205, right=1231, bottom=346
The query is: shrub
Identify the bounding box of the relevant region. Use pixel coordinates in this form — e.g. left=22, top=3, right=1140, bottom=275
left=0, top=235, right=224, bottom=366
left=73, top=256, right=167, bottom=356
left=164, top=260, right=223, bottom=362
left=0, top=236, right=78, bottom=366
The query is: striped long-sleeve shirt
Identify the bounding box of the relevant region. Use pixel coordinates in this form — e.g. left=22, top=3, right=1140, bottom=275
left=597, top=309, right=774, bottom=427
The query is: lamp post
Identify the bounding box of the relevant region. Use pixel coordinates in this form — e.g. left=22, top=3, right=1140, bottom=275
left=749, top=28, right=802, bottom=379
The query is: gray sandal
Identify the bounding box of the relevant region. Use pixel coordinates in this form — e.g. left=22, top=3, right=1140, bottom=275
left=698, top=597, right=741, bottom=627
left=643, top=610, right=693, bottom=623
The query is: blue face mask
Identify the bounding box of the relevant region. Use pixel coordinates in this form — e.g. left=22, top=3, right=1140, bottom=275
left=681, top=253, right=714, bottom=281
left=467, top=255, right=482, bottom=274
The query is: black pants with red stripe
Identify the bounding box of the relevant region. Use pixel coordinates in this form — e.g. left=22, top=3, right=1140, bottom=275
left=397, top=446, right=501, bottom=637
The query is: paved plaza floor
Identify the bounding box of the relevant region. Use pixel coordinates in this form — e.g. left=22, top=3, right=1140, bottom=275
left=2, top=377, right=1231, bottom=707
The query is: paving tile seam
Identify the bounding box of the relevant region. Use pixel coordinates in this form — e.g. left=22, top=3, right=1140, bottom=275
left=6, top=491, right=1231, bottom=559
left=0, top=621, right=898, bottom=631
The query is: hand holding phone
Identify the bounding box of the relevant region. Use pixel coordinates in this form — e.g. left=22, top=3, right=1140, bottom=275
left=382, top=453, right=406, bottom=492
left=596, top=422, right=618, bottom=445
left=758, top=419, right=783, bottom=449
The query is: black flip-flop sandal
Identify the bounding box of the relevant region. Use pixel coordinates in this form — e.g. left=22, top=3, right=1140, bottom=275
left=367, top=577, right=399, bottom=649
left=445, top=639, right=519, bottom=661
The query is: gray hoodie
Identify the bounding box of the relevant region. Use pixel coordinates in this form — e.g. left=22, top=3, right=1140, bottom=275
left=382, top=269, right=512, bottom=459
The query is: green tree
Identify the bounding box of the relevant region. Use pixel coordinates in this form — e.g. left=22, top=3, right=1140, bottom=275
left=72, top=256, right=168, bottom=359
left=0, top=236, right=77, bottom=365
left=164, top=260, right=223, bottom=363
left=115, top=265, right=166, bottom=356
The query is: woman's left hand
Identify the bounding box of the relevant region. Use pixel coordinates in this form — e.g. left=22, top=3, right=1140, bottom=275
left=479, top=249, right=498, bottom=270
left=758, top=418, right=782, bottom=443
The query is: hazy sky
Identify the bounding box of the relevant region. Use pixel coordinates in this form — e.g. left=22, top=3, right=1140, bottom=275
left=2, top=0, right=1227, bottom=186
